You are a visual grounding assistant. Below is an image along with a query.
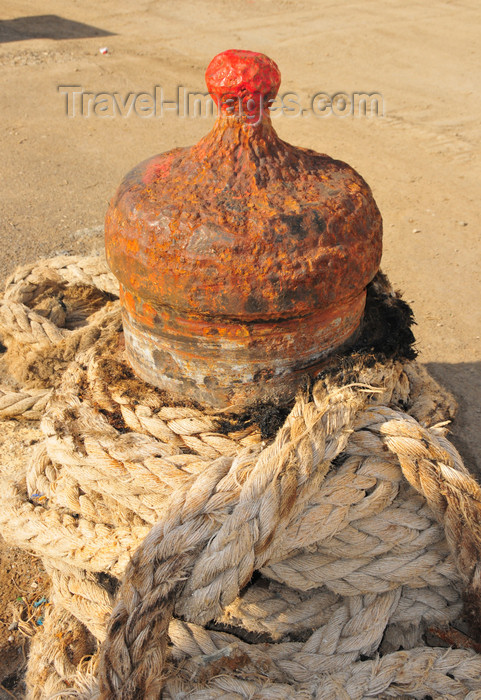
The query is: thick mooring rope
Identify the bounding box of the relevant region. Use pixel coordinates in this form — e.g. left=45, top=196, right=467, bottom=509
left=0, top=255, right=480, bottom=699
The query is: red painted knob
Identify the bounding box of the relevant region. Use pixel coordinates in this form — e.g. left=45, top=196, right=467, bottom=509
left=205, top=49, right=281, bottom=115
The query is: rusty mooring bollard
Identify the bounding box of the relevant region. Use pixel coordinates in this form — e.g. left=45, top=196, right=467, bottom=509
left=105, top=49, right=382, bottom=408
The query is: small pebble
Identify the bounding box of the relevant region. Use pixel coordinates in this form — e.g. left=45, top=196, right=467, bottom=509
left=458, top=221, right=468, bottom=226
left=8, top=635, right=14, bottom=642
left=31, top=581, right=38, bottom=589
left=8, top=621, right=18, bottom=631
left=412, top=228, right=421, bottom=233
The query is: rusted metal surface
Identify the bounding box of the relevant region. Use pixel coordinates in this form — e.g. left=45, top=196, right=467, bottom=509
left=105, top=49, right=383, bottom=408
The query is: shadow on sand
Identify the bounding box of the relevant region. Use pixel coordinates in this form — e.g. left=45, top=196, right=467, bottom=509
left=0, top=15, right=114, bottom=43
left=426, top=361, right=481, bottom=478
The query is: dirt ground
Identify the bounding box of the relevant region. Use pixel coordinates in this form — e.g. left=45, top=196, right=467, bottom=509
left=0, top=0, right=480, bottom=696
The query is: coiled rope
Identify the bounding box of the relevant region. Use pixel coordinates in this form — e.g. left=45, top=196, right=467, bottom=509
left=0, top=255, right=480, bottom=699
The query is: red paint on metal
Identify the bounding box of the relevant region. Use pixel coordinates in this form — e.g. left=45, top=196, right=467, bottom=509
left=105, top=50, right=383, bottom=407
left=205, top=49, right=281, bottom=118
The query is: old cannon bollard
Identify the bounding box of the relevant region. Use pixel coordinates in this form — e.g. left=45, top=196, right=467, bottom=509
left=105, top=50, right=383, bottom=407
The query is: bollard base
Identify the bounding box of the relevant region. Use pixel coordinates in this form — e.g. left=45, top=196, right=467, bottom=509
left=120, top=283, right=365, bottom=408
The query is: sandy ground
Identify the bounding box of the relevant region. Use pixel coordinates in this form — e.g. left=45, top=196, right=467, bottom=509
left=0, top=0, right=480, bottom=694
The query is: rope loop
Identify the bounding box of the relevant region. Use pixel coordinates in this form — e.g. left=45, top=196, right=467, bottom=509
left=0, top=255, right=479, bottom=699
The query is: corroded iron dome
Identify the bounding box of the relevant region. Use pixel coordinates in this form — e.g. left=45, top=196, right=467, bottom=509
left=105, top=49, right=383, bottom=407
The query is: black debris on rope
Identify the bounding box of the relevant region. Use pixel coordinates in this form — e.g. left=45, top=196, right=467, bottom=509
left=217, top=272, right=417, bottom=441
